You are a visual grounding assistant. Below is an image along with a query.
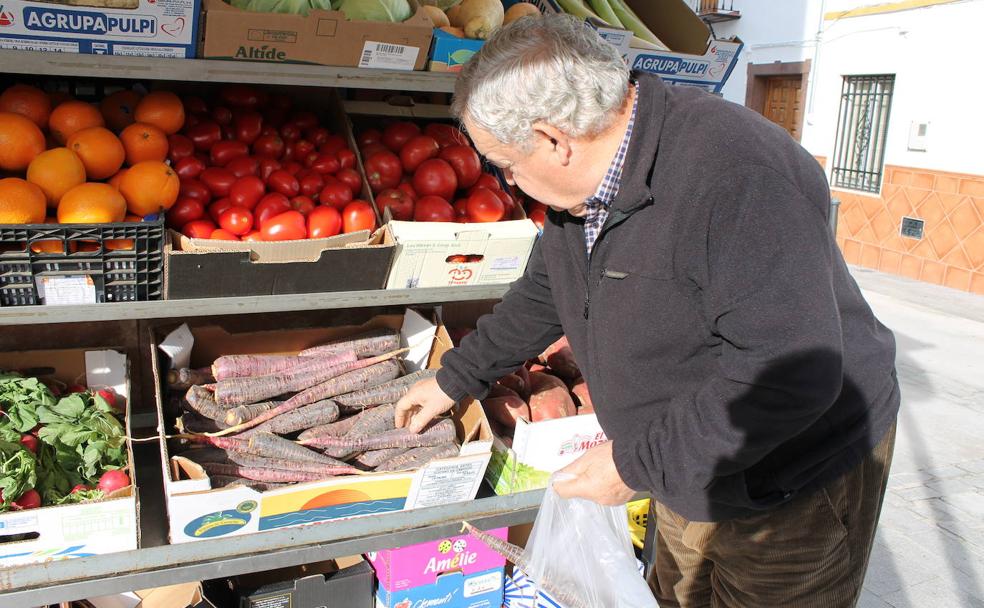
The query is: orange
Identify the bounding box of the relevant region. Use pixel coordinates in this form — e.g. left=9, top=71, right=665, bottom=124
left=31, top=217, right=65, bottom=254
left=0, top=84, right=52, bottom=129
left=106, top=213, right=141, bottom=250
left=26, top=147, right=87, bottom=208
left=0, top=178, right=47, bottom=224
left=67, top=127, right=125, bottom=180
left=134, top=91, right=184, bottom=135
left=119, top=161, right=179, bottom=216
left=108, top=169, right=127, bottom=190
left=49, top=100, right=105, bottom=145
left=120, top=122, right=168, bottom=165
left=57, top=183, right=127, bottom=224
left=0, top=112, right=46, bottom=171
left=100, top=89, right=142, bottom=133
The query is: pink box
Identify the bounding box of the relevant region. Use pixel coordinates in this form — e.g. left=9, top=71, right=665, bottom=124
left=369, top=528, right=508, bottom=592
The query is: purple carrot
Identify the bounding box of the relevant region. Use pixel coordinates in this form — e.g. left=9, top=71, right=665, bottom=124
left=178, top=412, right=229, bottom=434
left=167, top=367, right=216, bottom=391
left=339, top=403, right=397, bottom=440
left=213, top=350, right=359, bottom=406
left=334, top=369, right=437, bottom=409
left=244, top=431, right=356, bottom=466
left=224, top=401, right=281, bottom=427
left=183, top=385, right=229, bottom=421
left=300, top=418, right=455, bottom=453
left=212, top=351, right=356, bottom=381
left=352, top=446, right=409, bottom=470
left=209, top=475, right=290, bottom=491
left=200, top=462, right=338, bottom=484
left=180, top=434, right=251, bottom=451
left=297, top=414, right=360, bottom=442
left=223, top=451, right=360, bottom=476
left=299, top=329, right=400, bottom=358
left=239, top=400, right=339, bottom=437
left=208, top=352, right=405, bottom=437
left=375, top=442, right=459, bottom=472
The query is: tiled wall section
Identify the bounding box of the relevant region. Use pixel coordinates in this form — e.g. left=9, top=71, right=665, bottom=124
left=826, top=163, right=984, bottom=295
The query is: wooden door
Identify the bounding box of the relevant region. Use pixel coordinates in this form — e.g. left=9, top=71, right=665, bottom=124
left=764, top=75, right=804, bottom=141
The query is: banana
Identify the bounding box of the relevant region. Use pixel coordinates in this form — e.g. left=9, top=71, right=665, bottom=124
left=587, top=0, right=623, bottom=28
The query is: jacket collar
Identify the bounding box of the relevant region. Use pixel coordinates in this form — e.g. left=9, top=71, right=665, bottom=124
left=610, top=72, right=665, bottom=214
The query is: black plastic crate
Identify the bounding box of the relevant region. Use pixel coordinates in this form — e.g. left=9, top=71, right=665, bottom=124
left=0, top=217, right=165, bottom=306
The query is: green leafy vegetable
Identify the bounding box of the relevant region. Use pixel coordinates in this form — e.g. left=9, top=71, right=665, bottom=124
left=0, top=372, right=56, bottom=437
left=37, top=392, right=127, bottom=484
left=53, top=488, right=104, bottom=505
left=0, top=440, right=37, bottom=511
left=337, top=0, right=412, bottom=22
left=35, top=442, right=82, bottom=505
left=230, top=0, right=315, bottom=15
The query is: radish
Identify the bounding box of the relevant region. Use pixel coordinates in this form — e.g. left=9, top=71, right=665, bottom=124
left=66, top=384, right=86, bottom=393
left=19, top=434, right=38, bottom=454
left=97, top=388, right=123, bottom=413
left=71, top=484, right=92, bottom=494
left=98, top=469, right=130, bottom=493
left=12, top=489, right=41, bottom=510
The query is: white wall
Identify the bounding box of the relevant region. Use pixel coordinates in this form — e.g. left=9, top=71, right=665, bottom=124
left=801, top=1, right=984, bottom=176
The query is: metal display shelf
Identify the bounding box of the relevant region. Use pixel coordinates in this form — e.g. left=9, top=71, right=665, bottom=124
left=0, top=285, right=509, bottom=325
left=0, top=49, right=458, bottom=92
left=0, top=490, right=544, bottom=607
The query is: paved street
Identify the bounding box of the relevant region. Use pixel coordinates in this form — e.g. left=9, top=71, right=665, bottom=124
left=853, top=268, right=984, bottom=608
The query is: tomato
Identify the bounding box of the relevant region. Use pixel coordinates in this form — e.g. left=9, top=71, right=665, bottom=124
left=253, top=133, right=285, bottom=159
left=290, top=111, right=319, bottom=130
left=233, top=109, right=263, bottom=144
left=182, top=96, right=209, bottom=115
left=290, top=195, right=316, bottom=215
left=364, top=150, right=402, bottom=193
left=400, top=135, right=440, bottom=173
left=468, top=172, right=503, bottom=194
left=242, top=230, right=263, bottom=242
left=319, top=181, right=354, bottom=210
left=183, top=113, right=202, bottom=130
left=439, top=145, right=482, bottom=189
left=382, top=122, right=421, bottom=153
left=211, top=228, right=240, bottom=241
left=319, top=134, right=347, bottom=155
left=336, top=168, right=363, bottom=194
left=208, top=197, right=234, bottom=224
left=166, top=197, right=205, bottom=229
left=360, top=142, right=388, bottom=160
left=283, top=161, right=304, bottom=175
left=424, top=123, right=470, bottom=148
left=294, top=139, right=315, bottom=162
left=466, top=187, right=505, bottom=223
left=375, top=188, right=415, bottom=221
left=258, top=157, right=282, bottom=181
left=179, top=179, right=212, bottom=205
left=184, top=121, right=222, bottom=151
left=398, top=181, right=418, bottom=201
left=229, top=175, right=265, bottom=210
left=453, top=198, right=469, bottom=222
left=297, top=171, right=325, bottom=198
left=259, top=125, right=278, bottom=138
left=211, top=105, right=232, bottom=126
left=280, top=122, right=302, bottom=143
left=218, top=207, right=254, bottom=235
left=337, top=148, right=356, bottom=170
left=210, top=140, right=250, bottom=166
left=414, top=196, right=455, bottom=222
left=267, top=169, right=300, bottom=197
left=494, top=189, right=516, bottom=216
left=167, top=134, right=195, bottom=163
left=174, top=156, right=205, bottom=180
left=342, top=200, right=377, bottom=233
left=311, top=153, right=340, bottom=175
left=261, top=210, right=307, bottom=241
left=306, top=127, right=331, bottom=147
left=527, top=206, right=546, bottom=229
left=307, top=205, right=343, bottom=238
left=226, top=155, right=259, bottom=178
left=182, top=219, right=216, bottom=239
left=221, top=84, right=262, bottom=108
left=412, top=159, right=458, bottom=201
left=301, top=151, right=320, bottom=168
left=201, top=167, right=237, bottom=197
left=271, top=93, right=292, bottom=112
left=357, top=128, right=382, bottom=149
left=255, top=193, right=292, bottom=227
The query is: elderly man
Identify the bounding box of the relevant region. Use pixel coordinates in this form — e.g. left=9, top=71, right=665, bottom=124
left=396, top=14, right=899, bottom=608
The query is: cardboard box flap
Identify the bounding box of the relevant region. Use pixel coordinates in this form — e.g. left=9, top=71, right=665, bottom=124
left=174, top=229, right=383, bottom=263
left=389, top=220, right=538, bottom=242
left=344, top=98, right=453, bottom=120
left=627, top=0, right=711, bottom=55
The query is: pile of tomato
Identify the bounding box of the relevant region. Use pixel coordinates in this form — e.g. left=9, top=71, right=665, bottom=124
left=355, top=120, right=519, bottom=224
left=166, top=85, right=376, bottom=242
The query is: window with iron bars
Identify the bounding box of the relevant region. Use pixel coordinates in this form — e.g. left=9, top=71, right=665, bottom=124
left=831, top=74, right=895, bottom=194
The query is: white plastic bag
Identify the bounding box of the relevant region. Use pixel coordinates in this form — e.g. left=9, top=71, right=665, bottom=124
left=521, top=473, right=659, bottom=608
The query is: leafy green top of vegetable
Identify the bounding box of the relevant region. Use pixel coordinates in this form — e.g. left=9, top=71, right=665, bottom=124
left=37, top=392, right=127, bottom=483
left=337, top=0, right=412, bottom=22
left=229, top=0, right=333, bottom=16
left=0, top=440, right=37, bottom=510
left=0, top=373, right=56, bottom=440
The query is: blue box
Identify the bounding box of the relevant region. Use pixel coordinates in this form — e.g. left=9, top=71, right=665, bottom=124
left=0, top=0, right=201, bottom=58
left=427, top=28, right=484, bottom=73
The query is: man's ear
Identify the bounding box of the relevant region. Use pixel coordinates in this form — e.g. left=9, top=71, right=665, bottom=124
left=532, top=122, right=572, bottom=167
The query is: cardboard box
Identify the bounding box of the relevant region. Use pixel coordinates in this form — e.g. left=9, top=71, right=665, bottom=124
left=369, top=528, right=506, bottom=608
left=0, top=0, right=200, bottom=57
left=152, top=310, right=494, bottom=544
left=85, top=582, right=217, bottom=608
left=427, top=28, right=484, bottom=73
left=503, top=562, right=645, bottom=608
left=201, top=0, right=432, bottom=70
left=0, top=349, right=138, bottom=568
left=382, top=220, right=537, bottom=289
left=204, top=556, right=373, bottom=608
left=486, top=414, right=607, bottom=495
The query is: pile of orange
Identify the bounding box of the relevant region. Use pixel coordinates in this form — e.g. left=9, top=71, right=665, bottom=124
left=0, top=83, right=184, bottom=235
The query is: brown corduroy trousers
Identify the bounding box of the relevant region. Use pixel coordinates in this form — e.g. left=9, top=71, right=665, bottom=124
left=648, top=424, right=896, bottom=608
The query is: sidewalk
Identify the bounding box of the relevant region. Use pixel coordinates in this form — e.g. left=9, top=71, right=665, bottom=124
left=852, top=267, right=984, bottom=608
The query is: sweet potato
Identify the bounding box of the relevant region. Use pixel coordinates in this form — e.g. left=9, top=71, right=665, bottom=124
left=546, top=346, right=580, bottom=385
left=483, top=384, right=530, bottom=429
left=497, top=369, right=530, bottom=402
left=528, top=372, right=576, bottom=422
left=571, top=377, right=594, bottom=414
left=538, top=336, right=570, bottom=364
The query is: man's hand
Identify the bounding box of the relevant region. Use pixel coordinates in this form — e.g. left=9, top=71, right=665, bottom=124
left=394, top=377, right=456, bottom=433
left=552, top=441, right=636, bottom=506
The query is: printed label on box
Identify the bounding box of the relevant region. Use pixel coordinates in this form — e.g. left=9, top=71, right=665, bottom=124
left=411, top=458, right=487, bottom=507
left=465, top=570, right=502, bottom=597
left=37, top=276, right=96, bottom=305
left=0, top=37, right=80, bottom=51
left=359, top=41, right=419, bottom=71
left=247, top=592, right=290, bottom=608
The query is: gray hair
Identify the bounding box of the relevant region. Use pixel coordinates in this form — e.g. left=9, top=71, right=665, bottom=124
left=452, top=14, right=630, bottom=151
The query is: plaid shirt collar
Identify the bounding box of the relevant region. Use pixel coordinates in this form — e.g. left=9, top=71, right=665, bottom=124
left=584, top=83, right=638, bottom=255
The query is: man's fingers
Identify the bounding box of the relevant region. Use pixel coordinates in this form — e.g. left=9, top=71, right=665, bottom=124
left=394, top=394, right=415, bottom=429
left=407, top=403, right=443, bottom=434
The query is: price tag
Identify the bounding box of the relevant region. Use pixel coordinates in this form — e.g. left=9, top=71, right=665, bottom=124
left=36, top=276, right=96, bottom=305
left=358, top=41, right=419, bottom=71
